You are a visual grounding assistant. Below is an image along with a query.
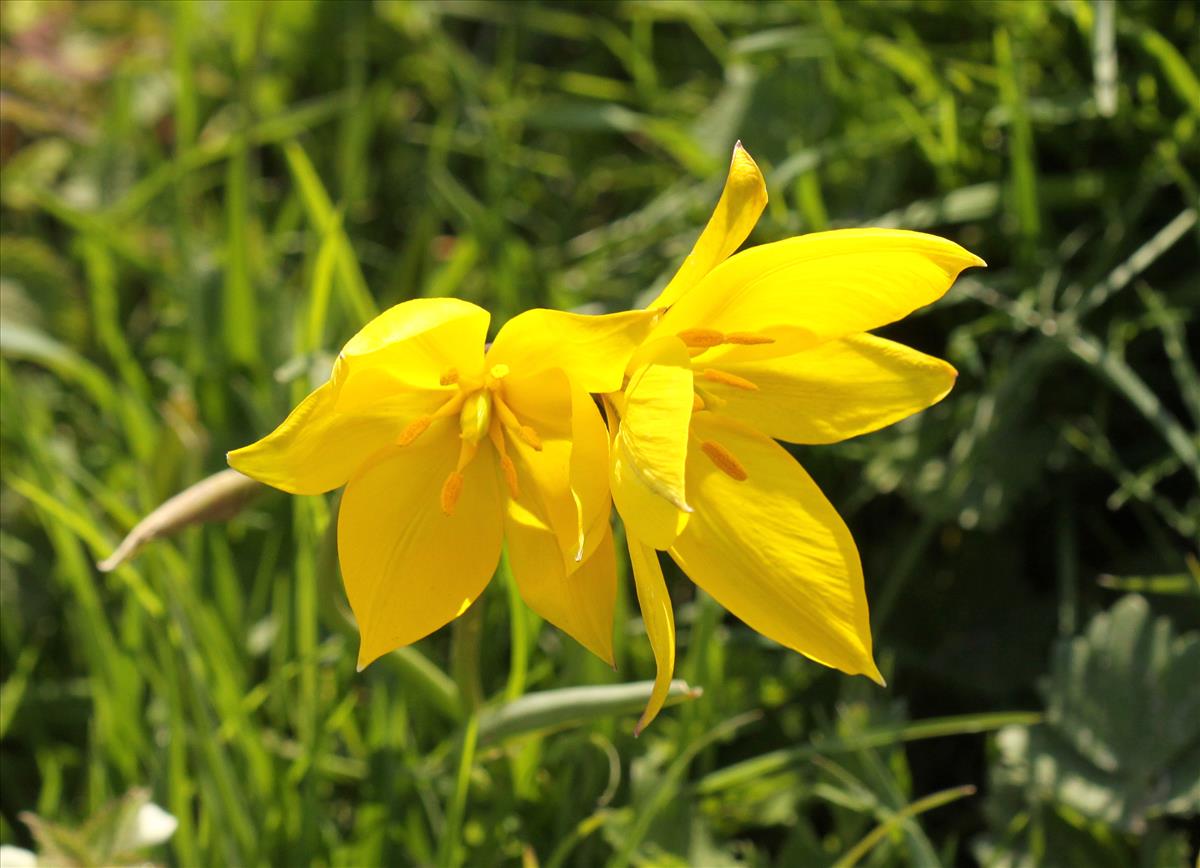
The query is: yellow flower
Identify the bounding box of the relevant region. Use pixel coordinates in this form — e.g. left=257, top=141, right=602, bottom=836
left=229, top=298, right=656, bottom=669
left=607, top=144, right=986, bottom=731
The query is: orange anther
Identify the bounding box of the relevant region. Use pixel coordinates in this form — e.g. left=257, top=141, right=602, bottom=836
left=676, top=328, right=725, bottom=348
left=700, top=440, right=748, bottom=481
left=440, top=471, right=464, bottom=515
left=701, top=368, right=759, bottom=391
left=397, top=416, right=432, bottom=446
left=491, top=389, right=543, bottom=452
left=518, top=425, right=543, bottom=451
left=692, top=393, right=706, bottom=411
left=488, top=422, right=521, bottom=499
left=500, top=454, right=520, bottom=498
left=724, top=332, right=775, bottom=345
left=439, top=367, right=460, bottom=386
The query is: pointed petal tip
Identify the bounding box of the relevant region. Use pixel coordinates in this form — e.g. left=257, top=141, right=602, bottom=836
left=356, top=645, right=378, bottom=673
left=864, top=661, right=887, bottom=687
left=224, top=448, right=256, bottom=480
left=591, top=642, right=617, bottom=672
left=664, top=491, right=693, bottom=513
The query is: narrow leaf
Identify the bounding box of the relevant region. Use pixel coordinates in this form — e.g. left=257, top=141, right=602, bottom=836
left=478, top=680, right=700, bottom=744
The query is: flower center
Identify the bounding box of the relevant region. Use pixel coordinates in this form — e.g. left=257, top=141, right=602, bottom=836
left=397, top=364, right=542, bottom=515
left=458, top=390, right=492, bottom=445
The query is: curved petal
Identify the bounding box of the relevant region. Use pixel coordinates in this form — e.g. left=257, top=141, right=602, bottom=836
left=609, top=339, right=693, bottom=549
left=487, top=308, right=658, bottom=394
left=569, top=384, right=615, bottom=564
left=658, top=229, right=985, bottom=361
left=649, top=142, right=768, bottom=310
left=698, top=334, right=957, bottom=444
left=335, top=298, right=489, bottom=411
left=670, top=413, right=882, bottom=682
left=627, top=534, right=676, bottom=734
left=502, top=370, right=610, bottom=571
left=507, top=519, right=617, bottom=665
left=227, top=380, right=438, bottom=495
left=339, top=430, right=504, bottom=669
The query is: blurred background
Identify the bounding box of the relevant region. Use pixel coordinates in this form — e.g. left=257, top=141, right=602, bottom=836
left=1, top=1, right=1197, bottom=865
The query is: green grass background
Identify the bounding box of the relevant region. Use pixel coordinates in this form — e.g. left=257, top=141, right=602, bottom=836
left=1, top=1, right=1197, bottom=865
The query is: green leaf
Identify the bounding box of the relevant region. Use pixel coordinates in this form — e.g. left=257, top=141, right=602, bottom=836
left=281, top=141, right=377, bottom=326
left=477, top=680, right=700, bottom=745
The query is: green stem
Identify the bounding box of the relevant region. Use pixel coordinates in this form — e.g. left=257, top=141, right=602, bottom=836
left=451, top=598, right=485, bottom=714
left=832, top=784, right=977, bottom=868
left=438, top=712, right=480, bottom=868
left=439, top=599, right=486, bottom=868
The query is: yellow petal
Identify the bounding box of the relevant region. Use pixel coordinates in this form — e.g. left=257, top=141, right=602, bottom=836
left=609, top=339, right=693, bottom=549
left=487, top=308, right=659, bottom=394
left=670, top=412, right=882, bottom=682
left=627, top=534, right=676, bottom=734
left=649, top=142, right=768, bottom=310
left=569, top=384, right=615, bottom=565
left=698, top=334, right=957, bottom=444
left=502, top=370, right=610, bottom=571
left=227, top=380, right=436, bottom=495
left=339, top=431, right=504, bottom=669
left=659, top=229, right=985, bottom=361
left=335, top=298, right=489, bottom=412
left=507, top=519, right=617, bottom=665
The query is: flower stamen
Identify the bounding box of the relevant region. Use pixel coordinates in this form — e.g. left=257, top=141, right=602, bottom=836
left=701, top=368, right=759, bottom=391
left=677, top=328, right=725, bottom=348
left=397, top=391, right=468, bottom=446
left=397, top=416, right=431, bottom=446
left=724, top=332, right=775, bottom=345
left=492, top=391, right=544, bottom=451
left=440, top=472, right=464, bottom=515
left=439, top=367, right=460, bottom=386
left=517, top=425, right=542, bottom=450
left=677, top=328, right=775, bottom=349
left=440, top=438, right=480, bottom=516
left=488, top=421, right=520, bottom=499
left=700, top=440, right=748, bottom=481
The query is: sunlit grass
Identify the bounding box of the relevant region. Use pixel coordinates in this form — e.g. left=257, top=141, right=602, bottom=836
left=1, top=1, right=1197, bottom=865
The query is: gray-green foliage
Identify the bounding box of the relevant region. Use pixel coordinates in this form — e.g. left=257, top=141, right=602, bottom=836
left=979, top=595, right=1200, bottom=866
